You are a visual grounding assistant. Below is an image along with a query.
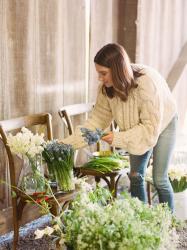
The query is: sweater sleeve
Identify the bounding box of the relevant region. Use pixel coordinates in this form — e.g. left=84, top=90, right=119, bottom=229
left=112, top=75, right=163, bottom=155
left=62, top=84, right=113, bottom=149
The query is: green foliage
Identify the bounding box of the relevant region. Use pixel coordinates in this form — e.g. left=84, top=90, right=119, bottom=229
left=82, top=153, right=128, bottom=173
left=61, top=187, right=176, bottom=250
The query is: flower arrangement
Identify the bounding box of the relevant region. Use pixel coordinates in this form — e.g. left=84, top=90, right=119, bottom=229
left=34, top=181, right=177, bottom=250
left=42, top=140, right=75, bottom=191
left=7, top=127, right=75, bottom=193
left=7, top=127, right=45, bottom=160
left=7, top=127, right=46, bottom=193
left=80, top=127, right=107, bottom=145
left=168, top=166, right=187, bottom=193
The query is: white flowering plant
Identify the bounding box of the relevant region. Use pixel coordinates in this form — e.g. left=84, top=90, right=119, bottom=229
left=169, top=165, right=187, bottom=193
left=34, top=179, right=178, bottom=250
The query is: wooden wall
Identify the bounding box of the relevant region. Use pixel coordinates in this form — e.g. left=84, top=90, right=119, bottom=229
left=135, top=0, right=187, bottom=130
left=136, top=0, right=187, bottom=78
left=0, top=0, right=87, bottom=138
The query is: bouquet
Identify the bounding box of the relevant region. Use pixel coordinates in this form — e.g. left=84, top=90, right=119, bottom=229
left=42, top=140, right=75, bottom=191
left=80, top=127, right=107, bottom=145
left=7, top=127, right=45, bottom=161
left=169, top=166, right=187, bottom=193
left=7, top=127, right=46, bottom=193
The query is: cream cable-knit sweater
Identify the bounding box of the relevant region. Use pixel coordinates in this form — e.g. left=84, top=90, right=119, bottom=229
left=62, top=65, right=177, bottom=155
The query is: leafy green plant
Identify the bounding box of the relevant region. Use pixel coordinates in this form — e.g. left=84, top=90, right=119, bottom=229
left=61, top=187, right=177, bottom=250
left=18, top=178, right=177, bottom=250
left=82, top=153, right=129, bottom=173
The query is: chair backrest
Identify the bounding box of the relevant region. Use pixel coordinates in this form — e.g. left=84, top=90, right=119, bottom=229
left=0, top=113, right=53, bottom=187
left=58, top=103, right=94, bottom=135
left=59, top=103, right=98, bottom=165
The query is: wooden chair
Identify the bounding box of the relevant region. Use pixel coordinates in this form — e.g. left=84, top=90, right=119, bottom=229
left=0, top=113, right=77, bottom=250
left=59, top=104, right=153, bottom=204
left=58, top=103, right=128, bottom=198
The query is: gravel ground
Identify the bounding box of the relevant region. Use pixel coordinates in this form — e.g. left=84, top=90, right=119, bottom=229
left=176, top=225, right=187, bottom=250
left=0, top=215, right=55, bottom=250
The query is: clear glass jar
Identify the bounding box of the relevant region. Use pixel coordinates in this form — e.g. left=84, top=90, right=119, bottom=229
left=20, top=155, right=46, bottom=195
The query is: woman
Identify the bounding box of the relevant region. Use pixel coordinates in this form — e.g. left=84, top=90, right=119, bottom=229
left=63, top=43, right=177, bottom=211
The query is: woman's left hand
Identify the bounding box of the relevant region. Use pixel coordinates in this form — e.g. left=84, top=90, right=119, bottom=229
left=101, top=132, right=114, bottom=145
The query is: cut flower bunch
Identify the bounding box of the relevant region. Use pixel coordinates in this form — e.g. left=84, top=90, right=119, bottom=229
left=80, top=127, right=108, bottom=145
left=169, top=165, right=187, bottom=193
left=168, top=151, right=187, bottom=193
left=7, top=127, right=46, bottom=193
left=42, top=140, right=75, bottom=191
left=7, top=127, right=45, bottom=160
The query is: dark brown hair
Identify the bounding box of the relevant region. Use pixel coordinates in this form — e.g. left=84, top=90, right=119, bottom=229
left=94, top=43, right=143, bottom=101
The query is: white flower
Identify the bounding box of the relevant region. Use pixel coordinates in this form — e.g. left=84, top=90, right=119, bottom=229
left=35, top=229, right=45, bottom=239
left=53, top=224, right=61, bottom=231
left=7, top=127, right=45, bottom=159
left=34, top=226, right=54, bottom=239
left=169, top=165, right=187, bottom=181
left=73, top=176, right=93, bottom=192
left=44, top=226, right=54, bottom=236
left=59, top=234, right=65, bottom=245
left=109, top=241, right=116, bottom=249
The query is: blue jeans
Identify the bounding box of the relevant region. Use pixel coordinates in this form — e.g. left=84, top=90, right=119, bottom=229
left=129, top=115, right=178, bottom=211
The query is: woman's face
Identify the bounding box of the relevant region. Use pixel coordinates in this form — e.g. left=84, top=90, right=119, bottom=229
left=95, top=63, right=113, bottom=87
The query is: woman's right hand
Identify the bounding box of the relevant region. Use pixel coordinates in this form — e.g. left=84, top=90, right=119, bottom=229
left=101, top=132, right=113, bottom=145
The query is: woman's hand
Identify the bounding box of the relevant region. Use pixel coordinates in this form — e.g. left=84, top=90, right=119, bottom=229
left=101, top=132, right=113, bottom=145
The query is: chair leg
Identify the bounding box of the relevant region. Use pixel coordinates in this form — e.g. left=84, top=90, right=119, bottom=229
left=12, top=198, right=19, bottom=250
left=50, top=203, right=58, bottom=216
left=109, top=176, right=117, bottom=198
left=95, top=176, right=100, bottom=184
left=147, top=182, right=152, bottom=205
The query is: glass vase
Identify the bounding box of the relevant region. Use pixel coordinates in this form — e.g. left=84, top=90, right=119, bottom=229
left=57, top=169, right=75, bottom=192
left=20, top=155, right=46, bottom=195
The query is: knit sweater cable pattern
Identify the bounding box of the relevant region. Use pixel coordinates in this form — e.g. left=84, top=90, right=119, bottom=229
left=62, top=66, right=177, bottom=155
